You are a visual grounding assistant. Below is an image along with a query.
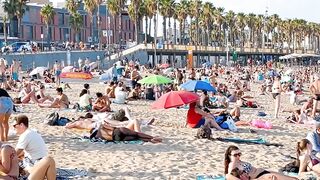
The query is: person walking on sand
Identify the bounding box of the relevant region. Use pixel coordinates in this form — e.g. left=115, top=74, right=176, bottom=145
left=10, top=59, right=20, bottom=82
left=53, top=61, right=62, bottom=87
left=310, top=73, right=320, bottom=118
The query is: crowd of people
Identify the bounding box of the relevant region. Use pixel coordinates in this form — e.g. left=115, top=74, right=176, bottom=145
left=1, top=55, right=320, bottom=179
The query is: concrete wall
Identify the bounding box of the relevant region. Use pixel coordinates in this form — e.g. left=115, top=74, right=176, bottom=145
left=0, top=51, right=108, bottom=70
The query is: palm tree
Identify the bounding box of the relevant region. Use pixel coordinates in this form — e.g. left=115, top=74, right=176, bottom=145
left=65, top=0, right=80, bottom=15
left=213, top=7, right=224, bottom=46
left=176, top=0, right=189, bottom=45
left=40, top=4, right=55, bottom=44
left=225, top=10, right=236, bottom=46
left=236, top=12, right=246, bottom=48
left=107, top=0, right=127, bottom=46
left=201, top=2, right=214, bottom=45
left=2, top=15, right=8, bottom=45
left=83, top=0, right=98, bottom=43
left=172, top=3, right=178, bottom=44
left=107, top=0, right=119, bottom=44
left=189, top=0, right=202, bottom=45
left=69, top=12, right=83, bottom=42
left=144, top=0, right=157, bottom=45
left=246, top=13, right=256, bottom=47
left=2, top=0, right=17, bottom=37
left=159, top=0, right=175, bottom=44
left=15, top=0, right=27, bottom=38
left=128, top=0, right=143, bottom=44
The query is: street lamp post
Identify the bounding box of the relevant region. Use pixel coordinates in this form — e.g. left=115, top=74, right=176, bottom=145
left=154, top=2, right=159, bottom=67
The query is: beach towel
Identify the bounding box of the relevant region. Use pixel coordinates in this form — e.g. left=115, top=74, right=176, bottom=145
left=74, top=137, right=144, bottom=145
left=196, top=175, right=225, bottom=180
left=56, top=168, right=88, bottom=180
left=215, top=137, right=283, bottom=147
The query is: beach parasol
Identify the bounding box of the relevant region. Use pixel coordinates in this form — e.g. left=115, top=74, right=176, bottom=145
left=281, top=75, right=294, bottom=83
left=180, top=80, right=216, bottom=92
left=151, top=91, right=199, bottom=109
left=163, top=67, right=174, bottom=74
left=29, top=67, right=47, bottom=76
left=138, top=75, right=172, bottom=85
left=60, top=72, right=93, bottom=80
left=160, top=63, right=170, bottom=69
left=284, top=69, right=293, bottom=75
left=62, top=66, right=74, bottom=73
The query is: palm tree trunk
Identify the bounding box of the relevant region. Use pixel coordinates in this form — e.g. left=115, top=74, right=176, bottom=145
left=135, top=14, right=139, bottom=44
left=148, top=17, right=152, bottom=36
left=144, top=16, right=148, bottom=44
left=3, top=19, right=7, bottom=45
left=179, top=21, right=183, bottom=44
left=173, top=19, right=177, bottom=44
left=18, top=18, right=21, bottom=38
left=196, top=17, right=199, bottom=45
left=97, top=5, right=101, bottom=49
left=47, top=24, right=50, bottom=46
left=119, top=12, right=122, bottom=46
left=163, top=16, right=167, bottom=46
left=168, top=17, right=171, bottom=43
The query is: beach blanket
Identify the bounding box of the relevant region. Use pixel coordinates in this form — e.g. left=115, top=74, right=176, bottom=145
left=215, top=137, right=283, bottom=147
left=56, top=168, right=88, bottom=180
left=74, top=137, right=144, bottom=145
left=196, top=175, right=225, bottom=180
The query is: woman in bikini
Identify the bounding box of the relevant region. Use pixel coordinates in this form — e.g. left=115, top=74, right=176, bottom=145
left=272, top=75, right=282, bottom=118
left=225, top=145, right=297, bottom=180
left=297, top=139, right=320, bottom=174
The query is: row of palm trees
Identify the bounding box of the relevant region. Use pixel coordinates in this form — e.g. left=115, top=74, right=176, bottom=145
left=127, top=0, right=320, bottom=52
left=2, top=0, right=320, bottom=53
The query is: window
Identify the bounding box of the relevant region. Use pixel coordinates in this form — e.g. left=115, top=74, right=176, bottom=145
left=128, top=19, right=131, bottom=30
left=41, top=26, right=43, bottom=34
left=58, top=13, right=64, bottom=25
left=129, top=33, right=131, bottom=40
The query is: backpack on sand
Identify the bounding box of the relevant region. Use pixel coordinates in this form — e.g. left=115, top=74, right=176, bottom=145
left=44, top=112, right=59, bottom=126
left=196, top=125, right=212, bottom=139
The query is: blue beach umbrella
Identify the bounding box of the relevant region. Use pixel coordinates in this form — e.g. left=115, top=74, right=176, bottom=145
left=180, top=80, right=216, bottom=92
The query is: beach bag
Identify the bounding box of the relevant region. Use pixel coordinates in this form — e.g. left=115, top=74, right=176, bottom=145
left=196, top=125, right=212, bottom=139
left=279, top=160, right=299, bottom=173
left=44, top=112, right=59, bottom=126
left=56, top=117, right=71, bottom=126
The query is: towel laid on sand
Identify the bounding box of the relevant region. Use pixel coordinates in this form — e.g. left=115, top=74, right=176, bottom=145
left=74, top=137, right=144, bottom=144
left=196, top=175, right=225, bottom=180
left=56, top=168, right=88, bottom=179
left=215, top=137, right=283, bottom=147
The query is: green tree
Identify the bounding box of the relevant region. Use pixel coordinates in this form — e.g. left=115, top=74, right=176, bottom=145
left=176, top=0, right=189, bottom=45
left=2, top=0, right=17, bottom=37
left=159, top=0, right=174, bottom=43
left=83, top=0, right=98, bottom=42
left=66, top=0, right=80, bottom=15
left=189, top=0, right=202, bottom=44
left=128, top=0, right=143, bottom=44
left=201, top=2, right=214, bottom=45
left=40, top=4, right=55, bottom=44
left=15, top=0, right=27, bottom=38
left=69, top=12, right=83, bottom=42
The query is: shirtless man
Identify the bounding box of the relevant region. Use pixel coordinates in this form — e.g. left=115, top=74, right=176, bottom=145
left=309, top=73, right=320, bottom=117
left=10, top=59, right=20, bottom=82
left=53, top=61, right=62, bottom=86
left=130, top=65, right=140, bottom=88
left=38, top=87, right=69, bottom=108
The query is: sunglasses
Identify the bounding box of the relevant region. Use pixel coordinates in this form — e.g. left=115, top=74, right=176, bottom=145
left=231, top=153, right=242, bottom=157
left=13, top=123, right=20, bottom=128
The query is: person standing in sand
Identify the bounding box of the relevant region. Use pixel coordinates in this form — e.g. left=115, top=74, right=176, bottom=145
left=309, top=73, right=320, bottom=118
left=53, top=61, right=62, bottom=87
left=271, top=75, right=282, bottom=118
left=10, top=59, right=20, bottom=82
left=0, top=88, right=13, bottom=141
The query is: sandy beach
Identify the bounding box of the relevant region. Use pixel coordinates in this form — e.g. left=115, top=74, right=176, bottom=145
left=3, top=75, right=314, bottom=180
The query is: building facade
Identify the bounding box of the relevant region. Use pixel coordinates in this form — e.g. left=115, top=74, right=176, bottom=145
left=0, top=2, right=142, bottom=46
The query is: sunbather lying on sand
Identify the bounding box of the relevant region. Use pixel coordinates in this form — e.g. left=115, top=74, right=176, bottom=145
left=225, top=145, right=297, bottom=180
left=66, top=107, right=154, bottom=131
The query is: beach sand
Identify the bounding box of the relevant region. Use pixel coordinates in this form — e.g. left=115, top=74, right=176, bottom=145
left=6, top=79, right=314, bottom=179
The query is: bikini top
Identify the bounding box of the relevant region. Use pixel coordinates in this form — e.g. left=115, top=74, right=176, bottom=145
left=240, top=161, right=253, bottom=174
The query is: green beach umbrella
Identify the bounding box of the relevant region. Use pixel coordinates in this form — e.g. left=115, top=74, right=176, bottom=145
left=138, top=75, right=172, bottom=85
